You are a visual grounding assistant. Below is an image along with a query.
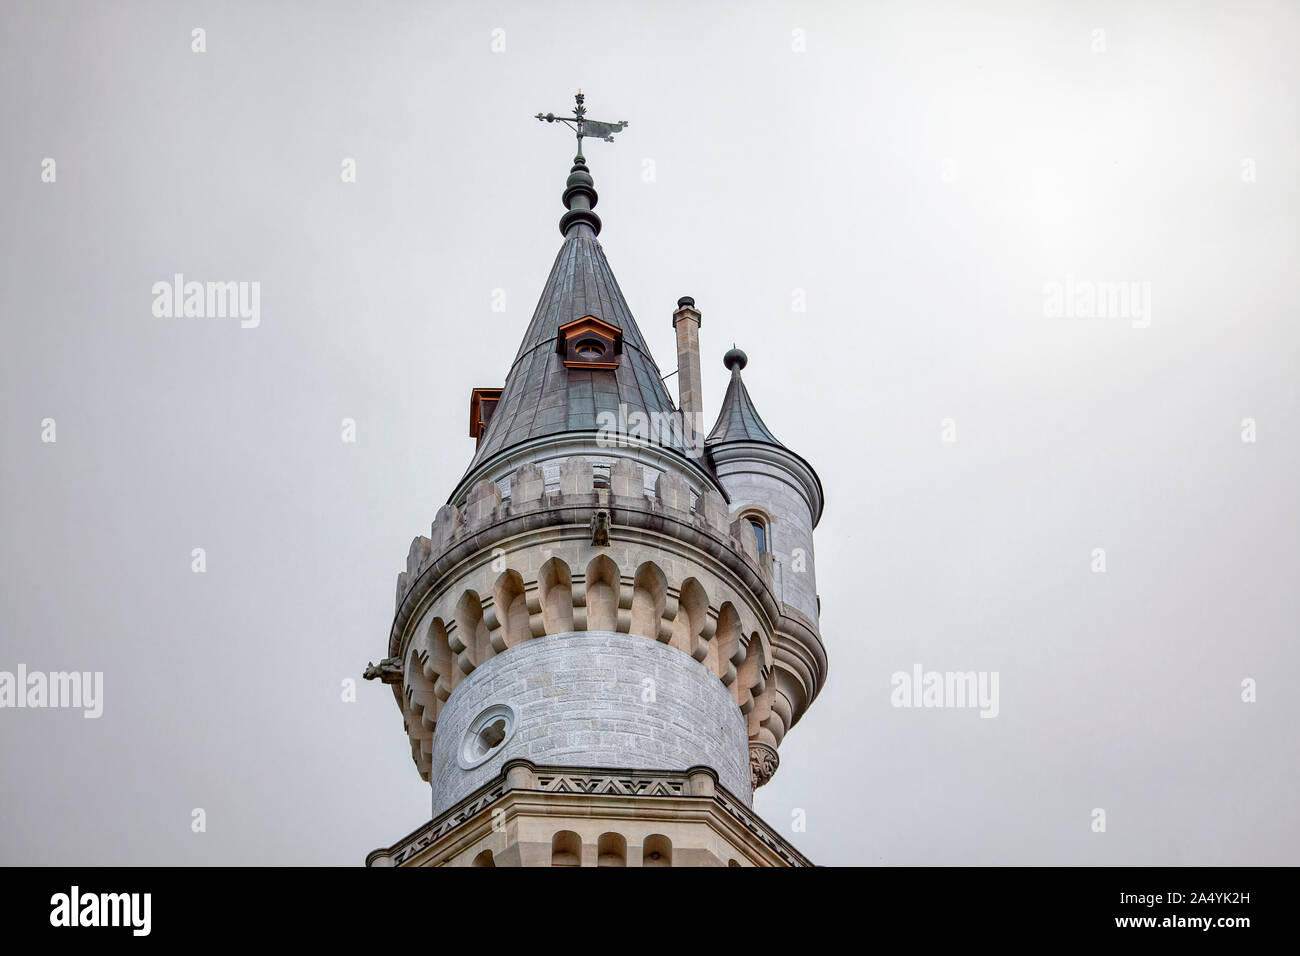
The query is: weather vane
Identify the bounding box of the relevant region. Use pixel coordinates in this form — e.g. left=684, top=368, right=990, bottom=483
left=535, top=90, right=628, bottom=161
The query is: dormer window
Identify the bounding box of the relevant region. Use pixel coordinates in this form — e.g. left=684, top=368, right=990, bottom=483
left=558, top=315, right=622, bottom=370
left=468, top=387, right=503, bottom=446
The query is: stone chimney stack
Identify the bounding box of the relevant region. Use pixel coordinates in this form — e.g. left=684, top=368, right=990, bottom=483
left=672, top=296, right=703, bottom=427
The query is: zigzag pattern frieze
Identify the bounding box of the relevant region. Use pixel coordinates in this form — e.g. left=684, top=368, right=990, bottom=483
left=534, top=773, right=687, bottom=797
left=380, top=765, right=807, bottom=867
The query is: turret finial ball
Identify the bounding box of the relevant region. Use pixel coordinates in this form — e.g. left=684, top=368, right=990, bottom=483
left=723, top=347, right=748, bottom=371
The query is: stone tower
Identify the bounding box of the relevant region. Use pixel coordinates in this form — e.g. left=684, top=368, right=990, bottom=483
left=365, top=133, right=827, bottom=868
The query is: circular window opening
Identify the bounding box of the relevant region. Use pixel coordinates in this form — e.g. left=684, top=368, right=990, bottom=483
left=575, top=339, right=606, bottom=359
left=458, top=703, right=517, bottom=770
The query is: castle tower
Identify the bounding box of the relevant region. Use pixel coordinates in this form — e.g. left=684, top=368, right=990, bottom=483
left=365, top=103, right=827, bottom=867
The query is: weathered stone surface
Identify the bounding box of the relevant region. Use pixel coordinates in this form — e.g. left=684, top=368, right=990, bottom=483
left=428, top=631, right=751, bottom=816
left=430, top=503, right=463, bottom=553
left=610, top=458, right=643, bottom=499
left=655, top=471, right=691, bottom=514
left=467, top=479, right=503, bottom=525
left=559, top=457, right=594, bottom=497
left=731, top=516, right=760, bottom=562
left=407, top=536, right=431, bottom=577
left=510, top=463, right=545, bottom=509
left=695, top=489, right=728, bottom=533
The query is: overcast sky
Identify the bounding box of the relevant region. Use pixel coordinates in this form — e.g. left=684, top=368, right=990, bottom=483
left=1, top=0, right=1297, bottom=865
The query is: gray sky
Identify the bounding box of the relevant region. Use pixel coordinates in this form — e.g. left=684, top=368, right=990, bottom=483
left=1, top=0, right=1296, bottom=865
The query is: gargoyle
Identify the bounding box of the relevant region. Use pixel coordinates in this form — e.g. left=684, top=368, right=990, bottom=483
left=363, top=657, right=403, bottom=684
left=590, top=509, right=611, bottom=547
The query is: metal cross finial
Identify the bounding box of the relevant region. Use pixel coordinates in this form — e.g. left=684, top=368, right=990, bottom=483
left=535, top=91, right=628, bottom=162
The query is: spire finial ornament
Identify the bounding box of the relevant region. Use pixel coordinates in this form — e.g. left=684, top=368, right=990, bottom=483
left=535, top=90, right=628, bottom=163
left=536, top=92, right=629, bottom=238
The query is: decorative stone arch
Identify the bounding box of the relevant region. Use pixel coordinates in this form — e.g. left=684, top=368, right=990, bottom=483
left=538, top=557, right=574, bottom=634
left=629, top=561, right=668, bottom=640
left=403, top=644, right=436, bottom=762
left=583, top=554, right=620, bottom=633
left=670, top=578, right=710, bottom=661
left=552, top=830, right=581, bottom=867
left=388, top=509, right=814, bottom=791
left=453, top=590, right=492, bottom=674
left=707, top=602, right=744, bottom=686
left=597, top=832, right=626, bottom=867
left=492, top=569, right=530, bottom=651
left=427, top=617, right=457, bottom=703
left=642, top=834, right=672, bottom=867
left=404, top=644, right=437, bottom=730
left=737, top=631, right=768, bottom=718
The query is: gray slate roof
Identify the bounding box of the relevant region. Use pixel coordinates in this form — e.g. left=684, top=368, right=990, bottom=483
left=706, top=367, right=784, bottom=447
left=466, top=235, right=682, bottom=471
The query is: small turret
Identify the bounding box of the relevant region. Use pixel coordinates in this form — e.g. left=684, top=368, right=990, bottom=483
left=706, top=348, right=825, bottom=622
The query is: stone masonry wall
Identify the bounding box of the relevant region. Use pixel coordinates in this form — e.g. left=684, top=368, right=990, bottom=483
left=429, top=631, right=751, bottom=815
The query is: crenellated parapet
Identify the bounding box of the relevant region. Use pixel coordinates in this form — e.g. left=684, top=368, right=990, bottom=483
left=380, top=454, right=826, bottom=789
left=393, top=455, right=772, bottom=623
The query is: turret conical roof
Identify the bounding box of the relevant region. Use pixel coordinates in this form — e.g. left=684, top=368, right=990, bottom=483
left=705, top=348, right=784, bottom=448
left=464, top=155, right=684, bottom=474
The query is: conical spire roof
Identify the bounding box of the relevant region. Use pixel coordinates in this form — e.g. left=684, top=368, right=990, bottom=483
left=464, top=157, right=683, bottom=472
left=705, top=347, right=824, bottom=526
left=705, top=348, right=784, bottom=447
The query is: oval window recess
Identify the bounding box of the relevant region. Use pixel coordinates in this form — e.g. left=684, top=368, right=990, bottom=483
left=458, top=703, right=518, bottom=770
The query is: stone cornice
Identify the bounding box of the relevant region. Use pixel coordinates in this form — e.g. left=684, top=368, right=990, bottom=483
left=365, top=760, right=813, bottom=868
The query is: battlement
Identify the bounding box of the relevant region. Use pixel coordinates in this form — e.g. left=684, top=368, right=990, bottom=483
left=371, top=453, right=830, bottom=793
left=395, top=457, right=766, bottom=614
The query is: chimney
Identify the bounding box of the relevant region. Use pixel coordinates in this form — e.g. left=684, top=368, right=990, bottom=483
left=672, top=296, right=703, bottom=429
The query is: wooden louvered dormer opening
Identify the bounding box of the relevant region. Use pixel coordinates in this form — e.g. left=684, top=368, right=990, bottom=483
left=558, top=315, right=622, bottom=370
left=468, top=387, right=503, bottom=446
